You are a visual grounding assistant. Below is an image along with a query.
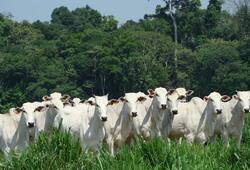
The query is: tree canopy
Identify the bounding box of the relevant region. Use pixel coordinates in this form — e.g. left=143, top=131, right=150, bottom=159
left=0, top=2, right=249, bottom=112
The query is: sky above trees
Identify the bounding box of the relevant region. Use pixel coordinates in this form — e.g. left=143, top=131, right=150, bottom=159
left=0, top=0, right=209, bottom=24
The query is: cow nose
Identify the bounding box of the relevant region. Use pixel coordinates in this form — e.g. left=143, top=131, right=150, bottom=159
left=28, top=122, right=35, bottom=128
left=161, top=104, right=167, bottom=110
left=172, top=110, right=178, bottom=115
left=216, top=109, right=222, bottom=114
left=244, top=108, right=249, bottom=113
left=101, top=117, right=107, bottom=122
left=132, top=112, right=137, bottom=117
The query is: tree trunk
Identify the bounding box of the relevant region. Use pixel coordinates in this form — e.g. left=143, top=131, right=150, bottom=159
left=170, top=13, right=178, bottom=70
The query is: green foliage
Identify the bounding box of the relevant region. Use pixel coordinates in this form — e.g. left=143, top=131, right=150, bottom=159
left=0, top=3, right=249, bottom=112
left=192, top=39, right=249, bottom=96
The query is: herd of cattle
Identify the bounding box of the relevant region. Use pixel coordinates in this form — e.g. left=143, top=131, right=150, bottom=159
left=0, top=87, right=249, bottom=158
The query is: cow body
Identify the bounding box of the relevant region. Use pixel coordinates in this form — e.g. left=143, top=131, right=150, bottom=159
left=104, top=93, right=147, bottom=156
left=0, top=108, right=35, bottom=157
left=214, top=91, right=250, bottom=147
left=168, top=92, right=230, bottom=144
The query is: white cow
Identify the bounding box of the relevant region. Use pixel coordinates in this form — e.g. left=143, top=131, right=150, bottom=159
left=175, top=87, right=194, bottom=102
left=31, top=97, right=59, bottom=139
left=168, top=92, right=231, bottom=144
left=104, top=93, right=147, bottom=156
left=214, top=91, right=250, bottom=148
left=140, top=87, right=169, bottom=138
left=0, top=107, right=35, bottom=157
left=161, top=89, right=185, bottom=138
left=52, top=100, right=86, bottom=138
left=53, top=94, right=109, bottom=152
left=80, top=95, right=109, bottom=152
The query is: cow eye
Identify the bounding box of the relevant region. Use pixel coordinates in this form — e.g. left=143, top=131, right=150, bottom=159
left=96, top=104, right=100, bottom=107
left=210, top=98, right=214, bottom=102
left=156, top=94, right=159, bottom=97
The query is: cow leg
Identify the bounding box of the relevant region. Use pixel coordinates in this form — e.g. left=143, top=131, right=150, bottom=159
left=167, top=137, right=171, bottom=146
left=210, top=134, right=217, bottom=143
left=3, top=147, right=11, bottom=159
left=108, top=139, right=115, bottom=157
left=235, top=133, right=242, bottom=149
left=185, top=133, right=194, bottom=144
left=178, top=137, right=183, bottom=144
left=222, top=130, right=229, bottom=148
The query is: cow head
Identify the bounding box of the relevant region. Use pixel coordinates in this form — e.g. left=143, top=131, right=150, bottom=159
left=88, top=95, right=109, bottom=122
left=233, top=91, right=250, bottom=113
left=120, top=92, right=147, bottom=117
left=72, top=98, right=81, bottom=106
left=175, top=87, right=194, bottom=102
left=166, top=89, right=185, bottom=115
left=147, top=87, right=168, bottom=110
left=20, top=102, right=39, bottom=128
left=203, top=92, right=231, bottom=115
left=50, top=92, right=62, bottom=100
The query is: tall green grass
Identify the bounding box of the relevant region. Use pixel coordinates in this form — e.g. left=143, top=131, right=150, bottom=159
left=2, top=115, right=250, bottom=170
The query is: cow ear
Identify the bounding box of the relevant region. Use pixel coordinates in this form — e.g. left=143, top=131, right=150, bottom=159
left=147, top=89, right=155, bottom=98
left=168, top=89, right=176, bottom=95
left=15, top=107, right=23, bottom=114
left=61, top=94, right=71, bottom=101
left=42, top=95, right=52, bottom=101
left=119, top=97, right=128, bottom=102
left=178, top=95, right=186, bottom=100
left=233, top=94, right=239, bottom=100
left=87, top=100, right=95, bottom=105
left=79, top=99, right=86, bottom=103
left=186, top=90, right=194, bottom=96
left=108, top=99, right=119, bottom=105
left=63, top=102, right=72, bottom=107
left=138, top=96, right=147, bottom=102
left=221, top=95, right=231, bottom=102
left=34, top=106, right=44, bottom=112
left=203, top=96, right=209, bottom=102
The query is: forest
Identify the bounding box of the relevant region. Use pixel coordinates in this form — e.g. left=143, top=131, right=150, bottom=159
left=0, top=0, right=249, bottom=113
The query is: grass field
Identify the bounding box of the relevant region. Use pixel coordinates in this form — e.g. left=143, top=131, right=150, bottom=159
left=1, top=115, right=250, bottom=170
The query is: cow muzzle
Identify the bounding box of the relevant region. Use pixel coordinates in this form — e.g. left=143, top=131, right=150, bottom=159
left=172, top=110, right=178, bottom=115
left=161, top=104, right=167, bottom=110
left=101, top=116, right=107, bottom=122
left=132, top=112, right=137, bottom=117
left=216, top=109, right=222, bottom=114
left=28, top=122, right=35, bottom=128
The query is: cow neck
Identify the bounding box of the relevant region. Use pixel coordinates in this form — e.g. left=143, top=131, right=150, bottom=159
left=231, top=100, right=245, bottom=123
left=203, top=101, right=217, bottom=138
left=11, top=113, right=29, bottom=147
left=44, top=107, right=58, bottom=131
left=89, top=107, right=104, bottom=135
left=118, top=102, right=133, bottom=132
left=151, top=97, right=165, bottom=122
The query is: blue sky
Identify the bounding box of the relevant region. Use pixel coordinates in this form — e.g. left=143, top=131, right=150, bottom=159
left=0, top=0, right=209, bottom=24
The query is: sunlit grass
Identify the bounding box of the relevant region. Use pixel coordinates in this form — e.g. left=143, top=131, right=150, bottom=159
left=1, top=115, right=250, bottom=170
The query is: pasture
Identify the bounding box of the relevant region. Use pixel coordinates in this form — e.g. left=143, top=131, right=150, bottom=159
left=1, top=114, right=249, bottom=170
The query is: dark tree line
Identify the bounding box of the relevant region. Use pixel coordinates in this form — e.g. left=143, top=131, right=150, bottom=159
left=0, top=0, right=249, bottom=112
